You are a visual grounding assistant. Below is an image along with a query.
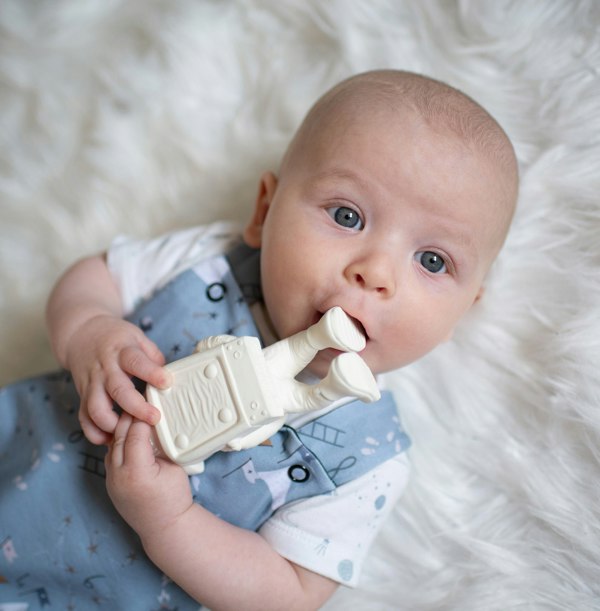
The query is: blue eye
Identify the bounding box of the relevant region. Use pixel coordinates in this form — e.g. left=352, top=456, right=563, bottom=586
left=416, top=251, right=447, bottom=274
left=327, top=206, right=364, bottom=230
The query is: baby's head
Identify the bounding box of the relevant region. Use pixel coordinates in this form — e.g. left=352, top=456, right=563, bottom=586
left=244, top=70, right=518, bottom=377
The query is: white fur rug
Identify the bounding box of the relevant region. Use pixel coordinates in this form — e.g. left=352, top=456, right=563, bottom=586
left=1, top=2, right=599, bottom=609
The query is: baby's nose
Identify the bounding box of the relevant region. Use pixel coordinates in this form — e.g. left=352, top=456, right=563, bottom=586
left=345, top=252, right=396, bottom=297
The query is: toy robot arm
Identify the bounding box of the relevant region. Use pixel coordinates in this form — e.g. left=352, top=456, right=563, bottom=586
left=262, top=306, right=380, bottom=411
left=225, top=350, right=379, bottom=452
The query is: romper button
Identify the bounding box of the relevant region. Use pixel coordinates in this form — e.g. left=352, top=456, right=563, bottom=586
left=206, top=282, right=227, bottom=302
left=287, top=464, right=310, bottom=483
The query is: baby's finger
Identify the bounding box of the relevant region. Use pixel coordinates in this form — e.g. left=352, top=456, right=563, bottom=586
left=122, top=419, right=156, bottom=468
left=119, top=345, right=171, bottom=390
left=109, top=413, right=133, bottom=467
left=86, top=381, right=120, bottom=435
left=140, top=336, right=167, bottom=367
left=106, top=369, right=161, bottom=426
left=79, top=407, right=113, bottom=446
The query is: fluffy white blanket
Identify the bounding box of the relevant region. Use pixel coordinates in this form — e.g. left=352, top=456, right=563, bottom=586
left=1, top=2, right=599, bottom=609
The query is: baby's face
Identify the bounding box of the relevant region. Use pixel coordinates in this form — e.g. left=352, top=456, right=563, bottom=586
left=245, top=109, right=510, bottom=377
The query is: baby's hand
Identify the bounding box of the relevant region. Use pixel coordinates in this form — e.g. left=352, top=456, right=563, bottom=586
left=105, top=414, right=193, bottom=537
left=65, top=314, right=171, bottom=445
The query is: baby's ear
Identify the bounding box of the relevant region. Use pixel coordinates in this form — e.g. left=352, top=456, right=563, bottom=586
left=243, top=172, right=278, bottom=248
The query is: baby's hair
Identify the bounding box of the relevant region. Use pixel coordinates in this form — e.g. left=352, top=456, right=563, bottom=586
left=382, top=71, right=517, bottom=180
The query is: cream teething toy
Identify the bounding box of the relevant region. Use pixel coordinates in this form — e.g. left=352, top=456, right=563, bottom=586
left=146, top=306, right=379, bottom=474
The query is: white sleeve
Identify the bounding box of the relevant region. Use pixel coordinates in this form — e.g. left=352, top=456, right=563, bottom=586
left=106, top=221, right=242, bottom=314
left=259, top=452, right=410, bottom=587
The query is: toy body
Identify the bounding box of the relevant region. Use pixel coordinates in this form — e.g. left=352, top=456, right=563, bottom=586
left=147, top=307, right=379, bottom=474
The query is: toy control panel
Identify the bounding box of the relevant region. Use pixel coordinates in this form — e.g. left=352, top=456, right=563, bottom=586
left=147, top=336, right=281, bottom=474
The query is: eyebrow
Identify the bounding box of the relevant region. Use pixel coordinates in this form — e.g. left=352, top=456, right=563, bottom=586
left=304, top=167, right=383, bottom=207
left=308, top=168, right=372, bottom=192
left=426, top=215, right=475, bottom=250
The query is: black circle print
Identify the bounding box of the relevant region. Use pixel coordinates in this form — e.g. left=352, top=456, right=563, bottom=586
left=206, top=282, right=227, bottom=302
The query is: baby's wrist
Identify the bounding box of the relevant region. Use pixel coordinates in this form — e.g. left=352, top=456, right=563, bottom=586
left=139, top=502, right=198, bottom=553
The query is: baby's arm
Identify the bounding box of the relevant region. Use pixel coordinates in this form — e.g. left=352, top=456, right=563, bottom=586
left=46, top=255, right=170, bottom=444
left=106, top=415, right=338, bottom=611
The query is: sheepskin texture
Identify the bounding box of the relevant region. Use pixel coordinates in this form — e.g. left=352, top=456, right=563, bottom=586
left=1, top=1, right=599, bottom=609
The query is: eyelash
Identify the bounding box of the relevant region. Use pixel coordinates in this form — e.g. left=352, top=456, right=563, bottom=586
left=326, top=205, right=364, bottom=231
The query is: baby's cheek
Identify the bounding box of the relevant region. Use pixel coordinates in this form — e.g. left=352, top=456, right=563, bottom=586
left=376, top=327, right=444, bottom=371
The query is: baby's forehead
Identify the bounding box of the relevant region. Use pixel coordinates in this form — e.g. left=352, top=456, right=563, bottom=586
left=305, top=96, right=503, bottom=181
left=333, top=91, right=516, bottom=205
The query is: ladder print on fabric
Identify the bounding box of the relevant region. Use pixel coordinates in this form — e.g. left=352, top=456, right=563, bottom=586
left=300, top=420, right=346, bottom=448
left=78, top=451, right=106, bottom=478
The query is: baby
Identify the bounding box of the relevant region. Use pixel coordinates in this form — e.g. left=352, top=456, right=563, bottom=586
left=1, top=70, right=517, bottom=609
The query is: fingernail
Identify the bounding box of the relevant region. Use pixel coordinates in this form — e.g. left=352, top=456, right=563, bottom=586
left=159, top=370, right=173, bottom=388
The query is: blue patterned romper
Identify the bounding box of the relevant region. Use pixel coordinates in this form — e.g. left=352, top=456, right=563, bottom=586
left=0, top=242, right=410, bottom=609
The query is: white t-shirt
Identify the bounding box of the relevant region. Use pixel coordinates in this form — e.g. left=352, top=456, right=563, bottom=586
left=107, top=221, right=410, bottom=587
